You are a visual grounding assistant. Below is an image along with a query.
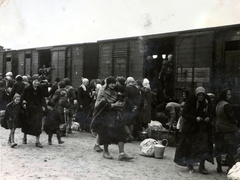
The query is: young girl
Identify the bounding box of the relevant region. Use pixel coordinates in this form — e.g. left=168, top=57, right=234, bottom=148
left=56, top=91, right=70, bottom=137
left=44, top=101, right=64, bottom=145
left=4, top=93, right=22, bottom=148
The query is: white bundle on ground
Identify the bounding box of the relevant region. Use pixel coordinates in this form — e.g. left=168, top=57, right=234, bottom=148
left=71, top=121, right=80, bottom=131
left=227, top=162, right=240, bottom=180
left=139, top=138, right=158, bottom=157
left=148, top=120, right=163, bottom=131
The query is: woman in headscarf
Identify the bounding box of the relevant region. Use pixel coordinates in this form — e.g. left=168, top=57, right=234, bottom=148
left=76, top=78, right=92, bottom=131
left=123, top=77, right=141, bottom=141
left=174, top=86, right=214, bottom=174
left=215, top=88, right=239, bottom=173
left=141, top=78, right=152, bottom=130
left=21, top=74, right=47, bottom=148
left=91, top=76, right=133, bottom=161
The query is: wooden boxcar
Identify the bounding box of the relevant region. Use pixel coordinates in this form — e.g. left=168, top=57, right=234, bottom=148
left=1, top=24, right=239, bottom=102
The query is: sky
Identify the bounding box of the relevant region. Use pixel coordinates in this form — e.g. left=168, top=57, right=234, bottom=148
left=0, top=0, right=240, bottom=50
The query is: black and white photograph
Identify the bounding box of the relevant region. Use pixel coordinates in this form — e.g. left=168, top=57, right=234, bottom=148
left=0, top=0, right=240, bottom=179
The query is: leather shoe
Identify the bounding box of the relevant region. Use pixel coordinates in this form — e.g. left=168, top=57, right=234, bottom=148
left=217, top=166, right=222, bottom=173
left=199, top=167, right=208, bottom=174
left=11, top=143, right=17, bottom=148
left=58, top=140, right=64, bottom=144
left=22, top=138, right=27, bottom=144
left=103, top=152, right=113, bottom=159
left=118, top=153, right=134, bottom=161
left=35, top=142, right=43, bottom=148
left=94, top=145, right=103, bottom=152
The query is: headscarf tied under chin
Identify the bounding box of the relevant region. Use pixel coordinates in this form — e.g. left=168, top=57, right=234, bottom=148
left=142, top=78, right=150, bottom=88
left=126, top=77, right=137, bottom=87
left=195, top=86, right=206, bottom=96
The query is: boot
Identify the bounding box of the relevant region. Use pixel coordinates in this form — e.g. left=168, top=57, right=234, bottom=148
left=216, top=156, right=222, bottom=173
left=199, top=160, right=208, bottom=174
left=57, top=131, right=64, bottom=144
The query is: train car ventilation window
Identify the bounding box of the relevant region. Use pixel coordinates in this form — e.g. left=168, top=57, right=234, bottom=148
left=6, top=57, right=11, bottom=62
left=225, top=40, right=240, bottom=51
left=25, top=53, right=31, bottom=58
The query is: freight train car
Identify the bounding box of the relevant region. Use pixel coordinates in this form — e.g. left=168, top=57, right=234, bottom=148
left=1, top=24, right=239, bottom=102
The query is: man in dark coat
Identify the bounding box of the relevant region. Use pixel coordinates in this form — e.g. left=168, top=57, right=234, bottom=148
left=21, top=74, right=47, bottom=148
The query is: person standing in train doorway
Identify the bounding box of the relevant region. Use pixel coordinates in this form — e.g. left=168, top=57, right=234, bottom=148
left=143, top=56, right=155, bottom=83
left=158, top=54, right=174, bottom=100
left=21, top=74, right=47, bottom=148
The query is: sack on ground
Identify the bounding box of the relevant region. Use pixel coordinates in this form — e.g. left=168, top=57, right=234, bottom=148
left=227, top=162, right=240, bottom=180
left=139, top=138, right=158, bottom=157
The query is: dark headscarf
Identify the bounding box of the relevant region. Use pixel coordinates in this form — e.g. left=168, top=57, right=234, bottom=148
left=106, top=76, right=116, bottom=86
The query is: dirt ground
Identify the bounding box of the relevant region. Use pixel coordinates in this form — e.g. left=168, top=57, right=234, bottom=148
left=0, top=128, right=229, bottom=180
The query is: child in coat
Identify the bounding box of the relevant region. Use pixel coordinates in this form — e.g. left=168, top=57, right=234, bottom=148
left=3, top=93, right=22, bottom=148
left=56, top=91, right=70, bottom=137
left=44, top=101, right=64, bottom=145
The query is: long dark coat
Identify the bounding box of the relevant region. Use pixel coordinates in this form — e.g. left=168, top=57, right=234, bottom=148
left=123, top=84, right=142, bottom=125
left=21, top=85, right=46, bottom=136
left=44, top=109, right=62, bottom=134
left=174, top=94, right=214, bottom=166
left=76, top=86, right=92, bottom=127
left=141, top=87, right=152, bottom=124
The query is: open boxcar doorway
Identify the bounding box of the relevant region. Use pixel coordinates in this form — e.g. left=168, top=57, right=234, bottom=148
left=38, top=49, right=52, bottom=81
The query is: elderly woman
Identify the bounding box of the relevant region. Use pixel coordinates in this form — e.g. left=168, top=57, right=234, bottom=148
left=21, top=74, right=47, bottom=148
left=91, top=76, right=133, bottom=161
left=174, top=86, right=214, bottom=174
left=215, top=88, right=239, bottom=173
left=76, top=78, right=92, bottom=131
left=123, top=77, right=141, bottom=141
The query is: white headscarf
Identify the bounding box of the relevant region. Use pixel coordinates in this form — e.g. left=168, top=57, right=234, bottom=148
left=142, top=78, right=150, bottom=88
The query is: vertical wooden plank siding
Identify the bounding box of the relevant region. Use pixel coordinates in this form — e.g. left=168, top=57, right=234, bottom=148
left=0, top=52, right=4, bottom=75
left=5, top=53, right=12, bottom=74
left=99, top=42, right=113, bottom=79
left=66, top=47, right=72, bottom=80
left=32, top=50, right=39, bottom=75
left=71, top=46, right=83, bottom=89
left=176, top=32, right=213, bottom=91
left=51, top=47, right=66, bottom=84
left=25, top=58, right=31, bottom=75
left=11, top=51, right=18, bottom=77
left=51, top=51, right=59, bottom=83
left=18, top=51, right=25, bottom=75
left=113, top=41, right=128, bottom=77
left=58, top=51, right=65, bottom=79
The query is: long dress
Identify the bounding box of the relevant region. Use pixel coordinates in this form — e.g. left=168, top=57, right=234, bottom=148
left=174, top=94, right=214, bottom=166
left=21, top=84, right=46, bottom=136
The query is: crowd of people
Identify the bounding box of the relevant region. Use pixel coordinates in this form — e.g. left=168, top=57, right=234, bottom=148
left=0, top=66, right=239, bottom=174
